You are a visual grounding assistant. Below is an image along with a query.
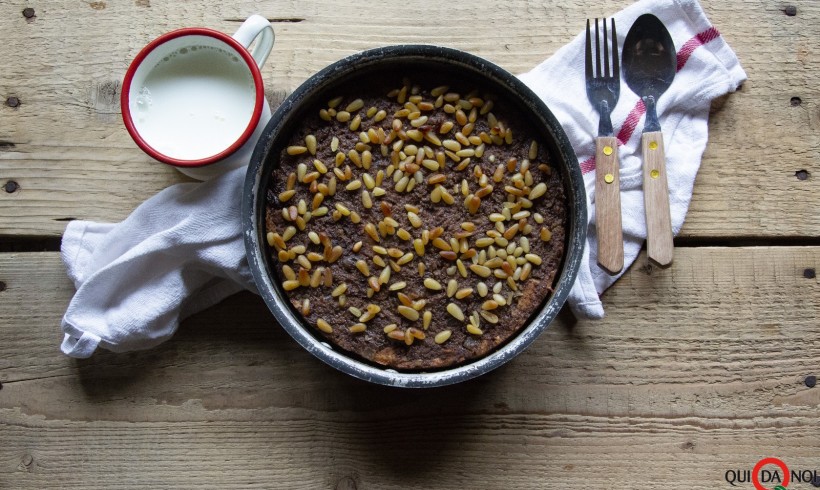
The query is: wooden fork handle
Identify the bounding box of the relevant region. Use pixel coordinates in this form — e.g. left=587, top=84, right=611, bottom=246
left=594, top=136, right=624, bottom=275
left=641, top=131, right=674, bottom=267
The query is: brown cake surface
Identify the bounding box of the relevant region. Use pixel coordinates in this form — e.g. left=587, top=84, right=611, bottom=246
left=264, top=76, right=567, bottom=370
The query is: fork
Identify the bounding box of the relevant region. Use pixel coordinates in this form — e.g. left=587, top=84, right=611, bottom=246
left=585, top=18, right=624, bottom=275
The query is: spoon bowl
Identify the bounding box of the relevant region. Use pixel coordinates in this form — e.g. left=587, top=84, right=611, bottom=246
left=622, top=14, right=676, bottom=102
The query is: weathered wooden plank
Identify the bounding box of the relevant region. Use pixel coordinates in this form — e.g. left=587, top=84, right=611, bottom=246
left=0, top=414, right=817, bottom=489
left=0, top=247, right=818, bottom=488
left=0, top=0, right=818, bottom=238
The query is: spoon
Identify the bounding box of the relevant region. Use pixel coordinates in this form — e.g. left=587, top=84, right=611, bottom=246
left=622, top=14, right=676, bottom=267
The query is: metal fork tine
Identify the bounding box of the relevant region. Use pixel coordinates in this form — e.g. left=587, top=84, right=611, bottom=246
left=585, top=19, right=593, bottom=80
left=594, top=18, right=601, bottom=78
left=603, top=19, right=610, bottom=77
left=611, top=19, right=619, bottom=81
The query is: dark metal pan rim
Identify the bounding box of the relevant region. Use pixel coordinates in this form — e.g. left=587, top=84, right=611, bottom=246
left=243, top=44, right=587, bottom=388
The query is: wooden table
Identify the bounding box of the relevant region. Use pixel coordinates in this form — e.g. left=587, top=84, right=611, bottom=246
left=1, top=1, right=818, bottom=488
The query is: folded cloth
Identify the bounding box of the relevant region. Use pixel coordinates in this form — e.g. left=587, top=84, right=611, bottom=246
left=518, top=0, right=746, bottom=319
left=60, top=0, right=746, bottom=357
left=60, top=166, right=256, bottom=357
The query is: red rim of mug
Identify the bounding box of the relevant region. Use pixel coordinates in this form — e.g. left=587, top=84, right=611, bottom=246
left=121, top=27, right=265, bottom=168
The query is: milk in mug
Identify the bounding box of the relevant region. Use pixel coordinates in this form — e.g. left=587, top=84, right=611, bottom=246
left=131, top=45, right=257, bottom=161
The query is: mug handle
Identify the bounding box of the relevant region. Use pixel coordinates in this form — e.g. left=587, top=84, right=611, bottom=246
left=232, top=14, right=275, bottom=68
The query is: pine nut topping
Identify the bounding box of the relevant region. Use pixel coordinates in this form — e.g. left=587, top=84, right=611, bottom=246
left=355, top=260, right=370, bottom=276
left=424, top=278, right=443, bottom=290
left=434, top=330, right=452, bottom=344
left=469, top=264, right=492, bottom=278
left=316, top=318, right=333, bottom=333
left=269, top=79, right=564, bottom=366
left=422, top=311, right=432, bottom=329
left=529, top=182, right=547, bottom=200
left=446, top=303, right=465, bottom=321
left=398, top=305, right=420, bottom=321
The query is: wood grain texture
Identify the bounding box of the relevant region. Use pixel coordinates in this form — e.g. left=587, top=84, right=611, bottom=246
left=0, top=0, right=818, bottom=238
left=1, top=248, right=818, bottom=488
left=594, top=136, right=624, bottom=274
left=642, top=131, right=673, bottom=266
left=1, top=0, right=819, bottom=488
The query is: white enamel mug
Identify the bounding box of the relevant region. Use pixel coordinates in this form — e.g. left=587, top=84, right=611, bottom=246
left=121, top=15, right=274, bottom=180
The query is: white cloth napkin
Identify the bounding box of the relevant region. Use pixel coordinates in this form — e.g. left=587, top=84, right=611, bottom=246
left=60, top=166, right=256, bottom=357
left=60, top=0, right=746, bottom=357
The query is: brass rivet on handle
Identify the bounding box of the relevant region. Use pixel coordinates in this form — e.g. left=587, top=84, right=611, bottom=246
left=604, top=173, right=615, bottom=184
left=603, top=145, right=613, bottom=156
left=649, top=141, right=659, bottom=150
left=650, top=169, right=660, bottom=179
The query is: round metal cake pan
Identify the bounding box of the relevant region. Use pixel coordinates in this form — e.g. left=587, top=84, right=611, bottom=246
left=242, top=45, right=586, bottom=388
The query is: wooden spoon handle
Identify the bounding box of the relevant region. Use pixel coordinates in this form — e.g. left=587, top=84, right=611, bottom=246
left=594, top=136, right=624, bottom=275
left=641, top=131, right=674, bottom=267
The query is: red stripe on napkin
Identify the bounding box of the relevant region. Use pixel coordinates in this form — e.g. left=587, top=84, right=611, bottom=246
left=580, top=26, right=721, bottom=175
left=676, top=26, right=720, bottom=72
left=616, top=98, right=646, bottom=143
left=580, top=158, right=597, bottom=174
